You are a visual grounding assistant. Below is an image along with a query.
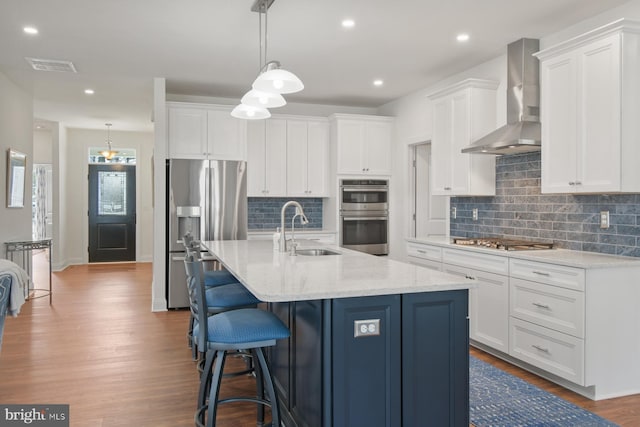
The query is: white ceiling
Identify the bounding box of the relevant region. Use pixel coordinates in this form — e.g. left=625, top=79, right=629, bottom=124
left=0, top=0, right=631, bottom=132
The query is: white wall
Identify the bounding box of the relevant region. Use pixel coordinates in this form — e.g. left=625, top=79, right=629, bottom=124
left=55, top=128, right=155, bottom=268
left=51, top=123, right=68, bottom=270
left=152, top=78, right=167, bottom=312
left=0, top=71, right=33, bottom=252
left=33, top=129, right=53, bottom=164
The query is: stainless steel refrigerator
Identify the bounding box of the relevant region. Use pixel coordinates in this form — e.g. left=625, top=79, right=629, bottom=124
left=166, top=159, right=247, bottom=308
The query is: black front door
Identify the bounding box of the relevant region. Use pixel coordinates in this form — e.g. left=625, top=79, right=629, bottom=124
left=88, top=164, right=136, bottom=262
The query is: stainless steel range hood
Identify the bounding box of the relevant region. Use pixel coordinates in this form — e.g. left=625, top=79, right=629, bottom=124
left=462, top=38, right=541, bottom=155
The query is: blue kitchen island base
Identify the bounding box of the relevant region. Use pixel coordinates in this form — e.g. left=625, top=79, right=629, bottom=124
left=268, top=289, right=469, bottom=427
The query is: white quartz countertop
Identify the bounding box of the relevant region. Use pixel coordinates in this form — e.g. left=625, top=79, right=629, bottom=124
left=248, top=229, right=336, bottom=235
left=201, top=240, right=474, bottom=302
left=408, top=237, right=640, bottom=269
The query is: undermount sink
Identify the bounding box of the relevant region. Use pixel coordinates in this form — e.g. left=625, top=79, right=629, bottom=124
left=296, top=248, right=342, bottom=256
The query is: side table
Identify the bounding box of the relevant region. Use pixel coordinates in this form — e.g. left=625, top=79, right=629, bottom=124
left=4, top=239, right=52, bottom=304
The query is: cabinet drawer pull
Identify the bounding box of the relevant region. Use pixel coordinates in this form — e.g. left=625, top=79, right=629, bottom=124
left=465, top=275, right=476, bottom=280
left=532, top=271, right=550, bottom=276
left=532, top=344, right=550, bottom=354
left=416, top=249, right=427, bottom=254
left=568, top=181, right=575, bottom=186
left=444, top=186, right=451, bottom=191
left=532, top=302, right=551, bottom=310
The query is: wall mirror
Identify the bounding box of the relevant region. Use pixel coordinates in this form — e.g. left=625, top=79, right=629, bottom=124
left=7, top=149, right=27, bottom=208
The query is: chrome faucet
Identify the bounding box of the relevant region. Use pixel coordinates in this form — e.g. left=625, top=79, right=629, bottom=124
left=279, top=201, right=309, bottom=253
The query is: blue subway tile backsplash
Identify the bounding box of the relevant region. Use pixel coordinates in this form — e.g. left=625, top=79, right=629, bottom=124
left=450, top=152, right=640, bottom=257
left=248, top=197, right=323, bottom=231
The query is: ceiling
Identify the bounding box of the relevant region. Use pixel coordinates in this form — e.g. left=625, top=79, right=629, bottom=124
left=0, top=0, right=630, bottom=132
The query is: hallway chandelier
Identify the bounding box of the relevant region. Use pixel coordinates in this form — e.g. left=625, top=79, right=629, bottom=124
left=231, top=0, right=304, bottom=120
left=99, top=123, right=118, bottom=160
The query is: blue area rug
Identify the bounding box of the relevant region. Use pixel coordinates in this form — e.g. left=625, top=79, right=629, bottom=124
left=470, top=356, right=618, bottom=427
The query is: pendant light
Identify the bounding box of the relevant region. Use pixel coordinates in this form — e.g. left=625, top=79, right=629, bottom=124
left=252, top=60, right=304, bottom=94
left=230, top=103, right=271, bottom=120
left=231, top=0, right=303, bottom=119
left=99, top=123, right=118, bottom=160
left=241, top=88, right=286, bottom=109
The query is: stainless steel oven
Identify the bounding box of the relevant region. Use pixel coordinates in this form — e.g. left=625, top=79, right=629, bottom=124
left=340, top=180, right=388, bottom=255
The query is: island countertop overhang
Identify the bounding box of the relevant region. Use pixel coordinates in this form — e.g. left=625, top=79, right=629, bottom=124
left=201, top=239, right=474, bottom=302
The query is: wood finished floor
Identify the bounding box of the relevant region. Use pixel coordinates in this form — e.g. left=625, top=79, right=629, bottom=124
left=0, top=260, right=638, bottom=426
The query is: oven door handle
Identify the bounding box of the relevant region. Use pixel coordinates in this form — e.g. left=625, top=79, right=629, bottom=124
left=342, top=216, right=388, bottom=221
left=341, top=187, right=388, bottom=192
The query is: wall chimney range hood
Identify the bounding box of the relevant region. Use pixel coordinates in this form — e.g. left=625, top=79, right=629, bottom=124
left=462, top=38, right=541, bottom=155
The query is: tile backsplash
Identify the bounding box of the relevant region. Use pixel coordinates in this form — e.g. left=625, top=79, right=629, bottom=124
left=248, top=197, right=323, bottom=230
left=450, top=152, right=640, bottom=257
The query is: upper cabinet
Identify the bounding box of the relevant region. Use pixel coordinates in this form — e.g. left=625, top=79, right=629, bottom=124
left=330, top=114, right=394, bottom=176
left=247, top=116, right=330, bottom=198
left=536, top=19, right=640, bottom=193
left=247, top=119, right=287, bottom=197
left=428, top=79, right=499, bottom=196
left=167, top=102, right=247, bottom=160
left=286, top=119, right=329, bottom=197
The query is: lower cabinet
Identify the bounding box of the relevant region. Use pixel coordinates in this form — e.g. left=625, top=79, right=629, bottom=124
left=269, top=290, right=469, bottom=427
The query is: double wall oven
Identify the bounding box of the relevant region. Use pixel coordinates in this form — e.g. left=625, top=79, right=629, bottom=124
left=340, top=179, right=388, bottom=255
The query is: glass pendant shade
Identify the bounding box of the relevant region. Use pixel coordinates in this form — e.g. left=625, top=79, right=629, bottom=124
left=99, top=149, right=117, bottom=160
left=252, top=67, right=304, bottom=94
left=241, top=89, right=286, bottom=108
left=100, top=123, right=118, bottom=160
left=231, top=103, right=271, bottom=120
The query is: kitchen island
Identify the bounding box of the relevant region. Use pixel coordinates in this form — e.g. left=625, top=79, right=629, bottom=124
left=202, top=239, right=474, bottom=427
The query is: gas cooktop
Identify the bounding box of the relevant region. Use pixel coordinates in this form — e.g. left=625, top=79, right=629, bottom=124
left=452, top=237, right=554, bottom=251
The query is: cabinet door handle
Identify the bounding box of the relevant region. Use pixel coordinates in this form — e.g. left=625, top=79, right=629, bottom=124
left=531, top=344, right=550, bottom=354
left=575, top=181, right=582, bottom=185
left=532, top=302, right=551, bottom=310
left=465, top=275, right=476, bottom=280
left=532, top=271, right=550, bottom=276
left=568, top=181, right=575, bottom=186
left=444, top=186, right=451, bottom=190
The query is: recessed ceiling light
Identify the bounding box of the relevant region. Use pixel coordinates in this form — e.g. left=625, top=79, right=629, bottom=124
left=456, top=33, right=470, bottom=42
left=84, top=89, right=95, bottom=95
left=23, top=26, right=38, bottom=35
left=373, top=79, right=384, bottom=87
left=342, top=19, right=355, bottom=29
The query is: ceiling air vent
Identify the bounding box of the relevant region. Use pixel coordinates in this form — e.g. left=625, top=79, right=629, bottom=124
left=25, top=57, right=77, bottom=73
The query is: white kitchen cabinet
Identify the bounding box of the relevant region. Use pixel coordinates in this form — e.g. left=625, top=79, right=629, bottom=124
left=443, top=248, right=509, bottom=354
left=206, top=109, right=247, bottom=160
left=330, top=114, right=393, bottom=176
left=536, top=19, right=640, bottom=193
left=406, top=241, right=442, bottom=271
left=167, top=105, right=207, bottom=159
left=247, top=119, right=287, bottom=197
left=428, top=79, right=498, bottom=196
left=406, top=237, right=640, bottom=400
left=286, top=119, right=329, bottom=197
left=167, top=102, right=247, bottom=160
left=406, top=240, right=509, bottom=353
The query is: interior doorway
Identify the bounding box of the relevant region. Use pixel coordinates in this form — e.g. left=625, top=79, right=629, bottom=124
left=32, top=164, right=53, bottom=240
left=410, top=143, right=446, bottom=238
left=88, top=164, right=136, bottom=262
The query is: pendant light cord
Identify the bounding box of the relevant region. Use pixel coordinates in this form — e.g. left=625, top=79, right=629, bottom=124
left=257, top=0, right=268, bottom=73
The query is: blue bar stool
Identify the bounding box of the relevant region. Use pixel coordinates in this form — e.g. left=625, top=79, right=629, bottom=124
left=185, top=257, right=289, bottom=427
left=184, top=251, right=260, bottom=364
left=184, top=243, right=239, bottom=288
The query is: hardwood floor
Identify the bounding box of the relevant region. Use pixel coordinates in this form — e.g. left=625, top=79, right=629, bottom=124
left=1, top=260, right=638, bottom=426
